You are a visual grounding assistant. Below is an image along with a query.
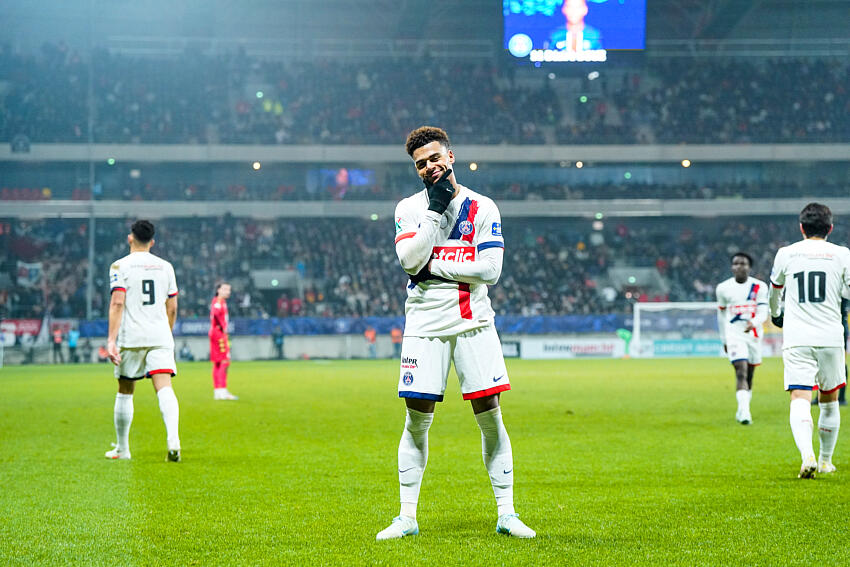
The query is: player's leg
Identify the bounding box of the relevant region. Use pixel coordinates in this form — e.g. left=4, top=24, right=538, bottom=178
left=377, top=336, right=449, bottom=540
left=147, top=348, right=180, bottom=461
left=784, top=347, right=818, bottom=478
left=732, top=360, right=750, bottom=424
left=815, top=347, right=845, bottom=473
left=728, top=340, right=751, bottom=423
left=455, top=325, right=535, bottom=538
left=107, top=349, right=142, bottom=459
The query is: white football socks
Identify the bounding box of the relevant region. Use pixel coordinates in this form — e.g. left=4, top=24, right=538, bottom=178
left=114, top=393, right=134, bottom=452
left=156, top=386, right=181, bottom=451
left=789, top=397, right=815, bottom=460
left=398, top=408, right=433, bottom=520
left=736, top=389, right=750, bottom=413
left=475, top=407, right=515, bottom=517
left=818, top=401, right=841, bottom=464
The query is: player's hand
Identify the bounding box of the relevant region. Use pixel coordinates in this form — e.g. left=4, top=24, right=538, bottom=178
left=409, top=262, right=433, bottom=285
left=425, top=169, right=454, bottom=215
left=771, top=313, right=784, bottom=328
left=744, top=321, right=754, bottom=333
left=107, top=340, right=121, bottom=365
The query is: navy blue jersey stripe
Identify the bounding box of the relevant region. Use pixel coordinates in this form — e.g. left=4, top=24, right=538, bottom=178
left=477, top=241, right=504, bottom=252
left=447, top=198, right=472, bottom=240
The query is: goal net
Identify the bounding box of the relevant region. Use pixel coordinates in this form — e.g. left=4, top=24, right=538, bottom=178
left=632, top=302, right=723, bottom=358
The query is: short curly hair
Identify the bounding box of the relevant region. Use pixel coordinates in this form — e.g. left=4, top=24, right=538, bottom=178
left=405, top=126, right=451, bottom=157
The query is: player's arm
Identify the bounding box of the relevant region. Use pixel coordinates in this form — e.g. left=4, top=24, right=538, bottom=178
left=211, top=303, right=226, bottom=334
left=431, top=203, right=505, bottom=285
left=394, top=201, right=442, bottom=275
left=715, top=286, right=726, bottom=344
left=768, top=250, right=786, bottom=326
left=166, top=263, right=178, bottom=330
left=430, top=247, right=504, bottom=285
left=752, top=283, right=769, bottom=327
left=107, top=289, right=125, bottom=364
left=166, top=295, right=177, bottom=330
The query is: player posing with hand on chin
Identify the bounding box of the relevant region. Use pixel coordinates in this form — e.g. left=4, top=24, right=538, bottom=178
left=376, top=126, right=535, bottom=540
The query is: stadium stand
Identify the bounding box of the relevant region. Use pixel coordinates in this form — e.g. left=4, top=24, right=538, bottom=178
left=1, top=44, right=848, bottom=145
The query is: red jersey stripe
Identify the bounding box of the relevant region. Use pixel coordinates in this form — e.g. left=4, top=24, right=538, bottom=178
left=458, top=283, right=472, bottom=319
left=395, top=232, right=416, bottom=244
left=461, top=200, right=479, bottom=243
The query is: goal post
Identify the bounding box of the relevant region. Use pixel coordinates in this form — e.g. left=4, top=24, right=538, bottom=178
left=633, top=302, right=723, bottom=358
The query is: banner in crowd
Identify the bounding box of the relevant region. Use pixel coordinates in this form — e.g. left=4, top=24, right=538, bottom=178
left=16, top=261, right=42, bottom=287
left=520, top=337, right=625, bottom=359
left=1, top=318, right=43, bottom=336
left=648, top=339, right=724, bottom=358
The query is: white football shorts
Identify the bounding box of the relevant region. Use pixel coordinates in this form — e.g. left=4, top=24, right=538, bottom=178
left=783, top=346, right=846, bottom=393
left=726, top=335, right=762, bottom=365
left=114, top=347, right=177, bottom=380
left=398, top=324, right=509, bottom=402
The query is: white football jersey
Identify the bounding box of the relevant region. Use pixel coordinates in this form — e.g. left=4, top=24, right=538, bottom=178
left=109, top=251, right=178, bottom=349
left=770, top=239, right=850, bottom=348
left=394, top=185, right=504, bottom=337
left=716, top=276, right=768, bottom=340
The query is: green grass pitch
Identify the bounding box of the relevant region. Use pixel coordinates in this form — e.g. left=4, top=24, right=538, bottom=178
left=1, top=357, right=849, bottom=566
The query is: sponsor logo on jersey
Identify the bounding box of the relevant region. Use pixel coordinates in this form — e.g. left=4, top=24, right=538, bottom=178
left=401, top=356, right=418, bottom=369
left=458, top=220, right=474, bottom=235
left=492, top=222, right=502, bottom=236
left=730, top=304, right=756, bottom=318
left=402, top=371, right=414, bottom=386
left=431, top=246, right=475, bottom=263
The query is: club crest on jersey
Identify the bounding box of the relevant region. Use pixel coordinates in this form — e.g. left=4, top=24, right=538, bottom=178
left=458, top=220, right=474, bottom=236
left=395, top=217, right=403, bottom=234
left=402, top=371, right=414, bottom=386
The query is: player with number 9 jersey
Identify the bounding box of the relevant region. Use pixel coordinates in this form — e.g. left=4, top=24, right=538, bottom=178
left=105, top=220, right=181, bottom=463
left=109, top=252, right=178, bottom=350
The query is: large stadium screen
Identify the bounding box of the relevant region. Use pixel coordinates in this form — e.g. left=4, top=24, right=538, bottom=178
left=504, top=0, right=646, bottom=63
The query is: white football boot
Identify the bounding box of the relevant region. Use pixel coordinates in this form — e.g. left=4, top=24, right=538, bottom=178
left=105, top=444, right=131, bottom=460
left=496, top=514, right=536, bottom=538
left=376, top=516, right=419, bottom=540
left=214, top=389, right=239, bottom=401
left=818, top=460, right=836, bottom=474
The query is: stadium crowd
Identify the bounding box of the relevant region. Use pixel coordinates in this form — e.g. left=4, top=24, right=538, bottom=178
left=3, top=178, right=848, bottom=202
left=1, top=43, right=848, bottom=146
left=1, top=215, right=824, bottom=321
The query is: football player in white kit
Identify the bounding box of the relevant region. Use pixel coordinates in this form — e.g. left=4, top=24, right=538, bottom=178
left=105, top=220, right=182, bottom=462
left=716, top=252, right=768, bottom=425
left=376, top=127, right=535, bottom=540
left=769, top=203, right=850, bottom=478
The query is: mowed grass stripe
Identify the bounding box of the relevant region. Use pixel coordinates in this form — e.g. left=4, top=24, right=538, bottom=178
left=0, top=358, right=847, bottom=566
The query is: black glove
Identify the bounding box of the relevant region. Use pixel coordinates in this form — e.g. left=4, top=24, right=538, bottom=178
left=409, top=263, right=433, bottom=285
left=771, top=312, right=784, bottom=328
left=425, top=169, right=454, bottom=215
left=408, top=263, right=454, bottom=286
